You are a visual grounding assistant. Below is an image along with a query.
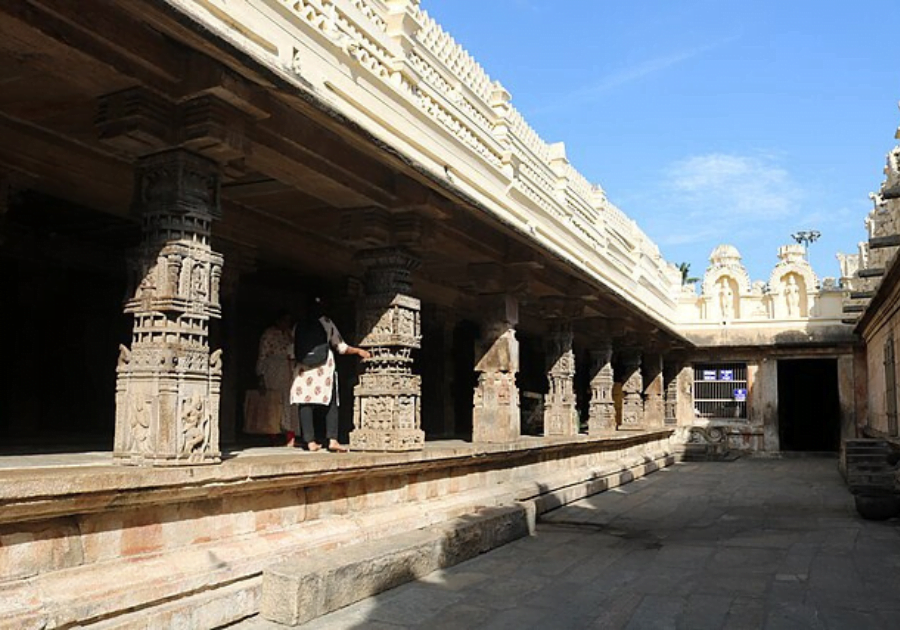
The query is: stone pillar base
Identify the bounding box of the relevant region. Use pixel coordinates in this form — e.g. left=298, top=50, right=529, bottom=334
left=350, top=429, right=425, bottom=452
left=473, top=372, right=520, bottom=443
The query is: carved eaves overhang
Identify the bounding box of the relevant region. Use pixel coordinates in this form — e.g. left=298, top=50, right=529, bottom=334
left=855, top=241, right=900, bottom=341
left=0, top=0, right=691, bottom=349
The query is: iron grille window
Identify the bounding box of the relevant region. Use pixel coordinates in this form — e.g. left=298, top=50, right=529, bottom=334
left=884, top=335, right=897, bottom=436
left=693, top=362, right=748, bottom=420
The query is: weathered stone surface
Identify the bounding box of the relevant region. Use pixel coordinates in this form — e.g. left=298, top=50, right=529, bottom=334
left=260, top=505, right=529, bottom=626
left=0, top=433, right=674, bottom=629
left=618, top=347, right=645, bottom=429
left=352, top=247, right=425, bottom=451
left=544, top=320, right=579, bottom=436
left=473, top=294, right=520, bottom=443
left=114, top=149, right=224, bottom=466
left=588, top=343, right=616, bottom=435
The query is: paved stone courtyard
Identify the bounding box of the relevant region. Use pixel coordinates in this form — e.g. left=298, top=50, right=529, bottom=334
left=237, top=457, right=900, bottom=629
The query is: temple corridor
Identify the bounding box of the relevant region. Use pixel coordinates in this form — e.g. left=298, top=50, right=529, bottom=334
left=238, top=457, right=900, bottom=630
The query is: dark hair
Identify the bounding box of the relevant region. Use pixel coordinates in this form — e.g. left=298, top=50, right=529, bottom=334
left=306, top=295, right=324, bottom=317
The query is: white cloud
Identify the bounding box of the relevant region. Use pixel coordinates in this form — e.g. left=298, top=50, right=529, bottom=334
left=667, top=153, right=802, bottom=221
left=621, top=152, right=866, bottom=282
left=528, top=38, right=736, bottom=116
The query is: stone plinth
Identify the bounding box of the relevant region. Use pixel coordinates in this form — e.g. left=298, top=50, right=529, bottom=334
left=114, top=150, right=223, bottom=466
left=351, top=247, right=425, bottom=451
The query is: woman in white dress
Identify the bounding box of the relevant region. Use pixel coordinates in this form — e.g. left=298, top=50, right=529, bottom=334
left=250, top=312, right=295, bottom=443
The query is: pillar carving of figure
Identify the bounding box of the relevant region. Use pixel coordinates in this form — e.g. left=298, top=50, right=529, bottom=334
left=473, top=294, right=520, bottom=443
left=351, top=247, right=424, bottom=451
left=114, top=149, right=224, bottom=465
left=643, top=352, right=665, bottom=428
left=588, top=341, right=616, bottom=435
left=718, top=278, right=735, bottom=320
left=784, top=275, right=800, bottom=317
left=544, top=320, right=578, bottom=436
left=618, top=347, right=644, bottom=429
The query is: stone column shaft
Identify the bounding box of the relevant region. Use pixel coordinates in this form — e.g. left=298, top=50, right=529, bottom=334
left=643, top=352, right=665, bottom=428
left=473, top=294, right=520, bottom=443
left=351, top=247, right=424, bottom=451
left=114, top=149, right=224, bottom=465
left=544, top=320, right=578, bottom=436
left=664, top=363, right=678, bottom=426
left=618, top=348, right=644, bottom=430
left=588, top=342, right=616, bottom=435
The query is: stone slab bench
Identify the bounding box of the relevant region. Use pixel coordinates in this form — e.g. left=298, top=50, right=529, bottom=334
left=260, top=504, right=530, bottom=626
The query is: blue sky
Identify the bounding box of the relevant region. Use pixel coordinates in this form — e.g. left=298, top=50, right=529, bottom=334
left=422, top=0, right=900, bottom=284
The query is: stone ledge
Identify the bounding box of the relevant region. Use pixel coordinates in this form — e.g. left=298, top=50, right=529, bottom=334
left=0, top=432, right=672, bottom=526
left=261, top=505, right=529, bottom=626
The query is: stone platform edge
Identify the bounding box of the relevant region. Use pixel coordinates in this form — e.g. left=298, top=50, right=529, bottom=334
left=0, top=435, right=674, bottom=630
left=0, top=431, right=673, bottom=526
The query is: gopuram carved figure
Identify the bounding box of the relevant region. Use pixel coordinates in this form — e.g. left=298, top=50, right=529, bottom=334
left=718, top=278, right=735, bottom=320
left=784, top=275, right=800, bottom=317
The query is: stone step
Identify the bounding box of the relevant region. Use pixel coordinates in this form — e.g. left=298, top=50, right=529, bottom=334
left=260, top=505, right=530, bottom=627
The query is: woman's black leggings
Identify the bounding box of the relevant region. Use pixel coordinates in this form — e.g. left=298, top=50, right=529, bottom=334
left=298, top=383, right=338, bottom=443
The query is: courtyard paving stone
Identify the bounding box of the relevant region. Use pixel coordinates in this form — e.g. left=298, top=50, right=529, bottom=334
left=236, top=457, right=900, bottom=629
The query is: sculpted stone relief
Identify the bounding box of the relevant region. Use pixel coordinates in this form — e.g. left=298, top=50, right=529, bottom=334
left=783, top=274, right=801, bottom=317
left=352, top=247, right=425, bottom=451
left=618, top=350, right=644, bottom=428
left=716, top=277, right=737, bottom=320
left=543, top=322, right=578, bottom=436
left=688, top=243, right=844, bottom=324
left=114, top=150, right=223, bottom=466
left=588, top=345, right=616, bottom=435
left=883, top=146, right=900, bottom=200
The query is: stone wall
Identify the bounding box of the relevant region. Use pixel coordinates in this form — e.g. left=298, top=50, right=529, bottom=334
left=0, top=432, right=674, bottom=629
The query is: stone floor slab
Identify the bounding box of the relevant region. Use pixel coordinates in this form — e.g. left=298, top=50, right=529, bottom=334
left=231, top=457, right=900, bottom=629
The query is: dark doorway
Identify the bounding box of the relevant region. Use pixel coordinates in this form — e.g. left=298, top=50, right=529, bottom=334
left=777, top=359, right=840, bottom=451
left=0, top=195, right=136, bottom=453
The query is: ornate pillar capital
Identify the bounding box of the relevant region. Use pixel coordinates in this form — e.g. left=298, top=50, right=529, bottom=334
left=97, top=87, right=252, bottom=173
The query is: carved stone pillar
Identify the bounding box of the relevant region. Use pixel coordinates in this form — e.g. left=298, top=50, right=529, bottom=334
left=351, top=247, right=424, bottom=451
left=544, top=320, right=578, bottom=436
left=114, top=149, right=224, bottom=465
left=473, top=294, right=520, bottom=443
left=664, top=356, right=690, bottom=426
left=643, top=352, right=665, bottom=428
left=618, top=347, right=644, bottom=430
left=664, top=363, right=678, bottom=426
left=588, top=341, right=616, bottom=435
